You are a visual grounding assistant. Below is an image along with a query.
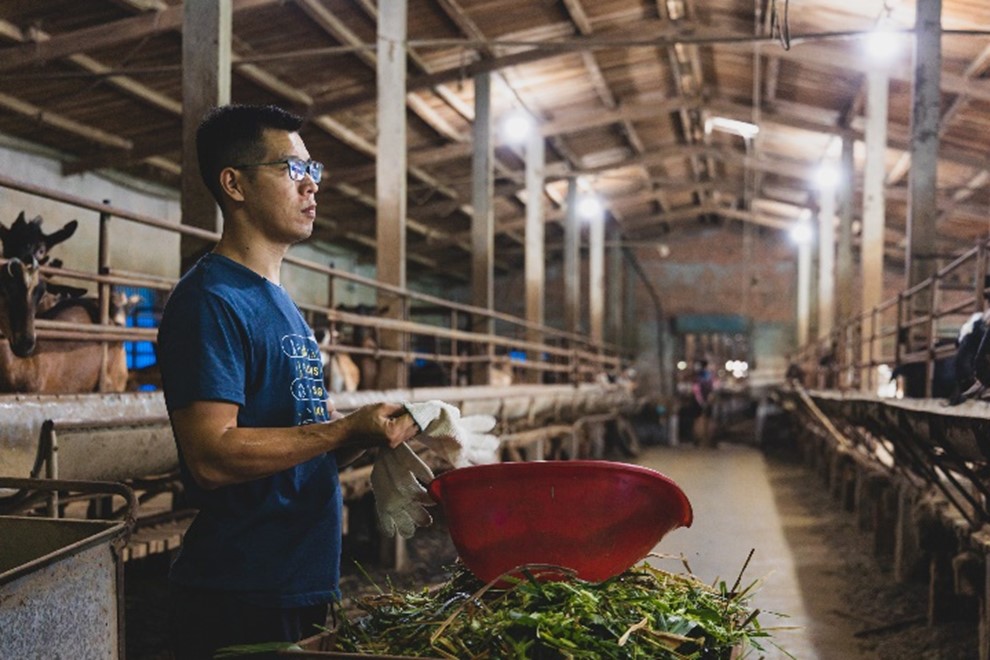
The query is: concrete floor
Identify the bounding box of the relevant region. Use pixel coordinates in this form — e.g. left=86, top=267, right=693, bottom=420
left=635, top=441, right=873, bottom=660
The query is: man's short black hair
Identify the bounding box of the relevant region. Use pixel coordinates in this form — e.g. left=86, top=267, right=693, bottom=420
left=196, top=104, right=305, bottom=206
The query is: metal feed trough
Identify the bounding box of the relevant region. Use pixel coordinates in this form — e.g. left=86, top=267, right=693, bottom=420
left=0, top=478, right=135, bottom=660
left=0, top=391, right=177, bottom=482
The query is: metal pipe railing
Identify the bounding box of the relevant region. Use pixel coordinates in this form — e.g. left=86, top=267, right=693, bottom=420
left=795, top=238, right=990, bottom=394
left=0, top=174, right=630, bottom=391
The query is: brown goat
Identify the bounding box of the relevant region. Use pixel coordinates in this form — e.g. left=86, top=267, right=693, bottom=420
left=0, top=258, right=127, bottom=393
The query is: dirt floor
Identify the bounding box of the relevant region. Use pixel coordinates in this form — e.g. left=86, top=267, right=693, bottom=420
left=761, top=442, right=979, bottom=659
left=123, top=424, right=982, bottom=659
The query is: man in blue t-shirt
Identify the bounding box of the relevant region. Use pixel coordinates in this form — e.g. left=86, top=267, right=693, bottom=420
left=157, top=104, right=420, bottom=658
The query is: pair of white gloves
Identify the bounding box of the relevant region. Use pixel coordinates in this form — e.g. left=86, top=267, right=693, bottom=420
left=370, top=400, right=499, bottom=538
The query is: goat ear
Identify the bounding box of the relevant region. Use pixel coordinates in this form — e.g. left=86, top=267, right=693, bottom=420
left=0, top=212, right=21, bottom=236
left=46, top=283, right=88, bottom=299
left=45, top=219, right=78, bottom=248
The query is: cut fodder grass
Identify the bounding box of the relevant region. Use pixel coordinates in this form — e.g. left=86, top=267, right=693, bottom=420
left=332, top=554, right=791, bottom=659
left=217, top=551, right=792, bottom=659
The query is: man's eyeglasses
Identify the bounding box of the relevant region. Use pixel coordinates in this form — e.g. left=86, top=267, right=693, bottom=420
left=231, top=157, right=324, bottom=184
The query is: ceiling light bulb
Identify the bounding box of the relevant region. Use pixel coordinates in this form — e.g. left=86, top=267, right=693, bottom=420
left=501, top=110, right=535, bottom=145
left=576, top=194, right=605, bottom=221
left=866, top=26, right=900, bottom=62
left=790, top=221, right=813, bottom=245
left=816, top=163, right=840, bottom=190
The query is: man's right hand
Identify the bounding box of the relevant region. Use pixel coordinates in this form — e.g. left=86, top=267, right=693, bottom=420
left=337, top=402, right=419, bottom=450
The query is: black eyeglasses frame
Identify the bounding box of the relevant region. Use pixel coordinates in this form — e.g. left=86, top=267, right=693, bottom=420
left=231, top=157, right=324, bottom=183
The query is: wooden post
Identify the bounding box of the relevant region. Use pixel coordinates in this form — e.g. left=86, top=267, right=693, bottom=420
left=796, top=229, right=811, bottom=348
left=375, top=0, right=408, bottom=569
left=524, top=125, right=545, bottom=383
left=588, top=213, right=605, bottom=347
left=818, top=187, right=836, bottom=341
left=98, top=205, right=111, bottom=392
left=861, top=67, right=889, bottom=391
left=375, top=0, right=408, bottom=391
left=564, top=179, right=580, bottom=337
left=607, top=224, right=622, bottom=349
left=836, top=136, right=855, bottom=326
left=471, top=71, right=495, bottom=385
left=906, top=0, right=942, bottom=331
left=180, top=0, right=230, bottom=270
left=894, top=484, right=922, bottom=583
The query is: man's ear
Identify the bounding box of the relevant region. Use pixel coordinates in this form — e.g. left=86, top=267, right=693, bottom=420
left=219, top=167, right=246, bottom=202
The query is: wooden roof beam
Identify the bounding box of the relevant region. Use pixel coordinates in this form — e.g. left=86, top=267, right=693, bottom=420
left=322, top=95, right=697, bottom=180
left=884, top=42, right=990, bottom=190
left=0, top=91, right=132, bottom=151
left=301, top=0, right=538, bottom=252
left=310, top=18, right=686, bottom=114
left=0, top=0, right=278, bottom=72
left=0, top=20, right=181, bottom=117
left=711, top=97, right=989, bottom=172
left=769, top=41, right=990, bottom=105
left=296, top=0, right=464, bottom=143
left=0, top=17, right=182, bottom=179
left=561, top=0, right=655, bottom=192
left=431, top=0, right=574, bottom=225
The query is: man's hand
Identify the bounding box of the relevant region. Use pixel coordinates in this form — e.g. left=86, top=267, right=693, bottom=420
left=338, top=402, right=418, bottom=450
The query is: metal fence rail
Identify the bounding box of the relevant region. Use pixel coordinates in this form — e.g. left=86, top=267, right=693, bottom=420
left=797, top=239, right=989, bottom=394
left=0, top=173, right=629, bottom=391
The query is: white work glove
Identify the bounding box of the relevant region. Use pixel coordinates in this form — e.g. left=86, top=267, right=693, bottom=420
left=404, top=400, right=500, bottom=468
left=370, top=442, right=436, bottom=538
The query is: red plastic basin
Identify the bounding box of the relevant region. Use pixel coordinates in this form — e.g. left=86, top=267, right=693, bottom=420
left=427, top=460, right=693, bottom=584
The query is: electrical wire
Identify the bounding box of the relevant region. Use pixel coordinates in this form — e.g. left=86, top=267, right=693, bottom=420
left=769, top=0, right=791, bottom=50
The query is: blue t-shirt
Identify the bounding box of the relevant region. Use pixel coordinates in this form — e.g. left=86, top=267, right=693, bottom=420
left=157, top=253, right=340, bottom=607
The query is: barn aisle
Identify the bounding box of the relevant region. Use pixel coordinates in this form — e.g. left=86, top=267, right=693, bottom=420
left=637, top=440, right=863, bottom=659
left=634, top=428, right=977, bottom=660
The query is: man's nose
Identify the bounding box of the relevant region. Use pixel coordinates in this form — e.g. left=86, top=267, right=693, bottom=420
left=301, top=173, right=318, bottom=192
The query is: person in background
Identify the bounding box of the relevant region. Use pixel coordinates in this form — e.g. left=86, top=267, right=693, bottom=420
left=157, top=104, right=420, bottom=658
left=690, top=358, right=717, bottom=446
left=785, top=354, right=806, bottom=386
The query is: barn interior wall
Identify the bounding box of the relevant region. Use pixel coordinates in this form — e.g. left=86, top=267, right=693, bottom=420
left=632, top=225, right=803, bottom=376
left=0, top=135, right=182, bottom=284
left=0, top=136, right=397, bottom=315
left=640, top=225, right=799, bottom=324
